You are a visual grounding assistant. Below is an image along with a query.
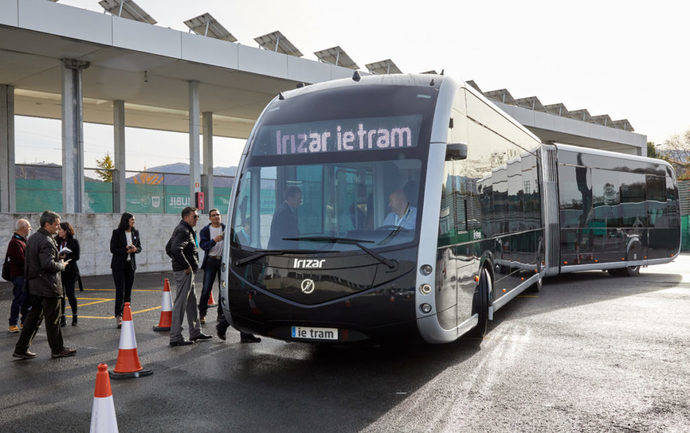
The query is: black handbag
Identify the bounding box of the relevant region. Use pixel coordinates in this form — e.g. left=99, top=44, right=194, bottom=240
left=1, top=254, right=10, bottom=281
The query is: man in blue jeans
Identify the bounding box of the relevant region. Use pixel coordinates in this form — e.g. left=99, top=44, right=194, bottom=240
left=198, top=208, right=225, bottom=324
left=6, top=219, right=31, bottom=333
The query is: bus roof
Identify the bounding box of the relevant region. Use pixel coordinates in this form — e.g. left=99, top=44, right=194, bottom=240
left=282, top=73, right=448, bottom=101
left=553, top=143, right=674, bottom=169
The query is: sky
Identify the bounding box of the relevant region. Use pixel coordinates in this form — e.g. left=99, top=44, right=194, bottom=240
left=15, top=0, right=690, bottom=169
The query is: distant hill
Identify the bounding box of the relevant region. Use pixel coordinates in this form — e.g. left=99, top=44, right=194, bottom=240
left=129, top=163, right=237, bottom=185
left=142, top=163, right=237, bottom=177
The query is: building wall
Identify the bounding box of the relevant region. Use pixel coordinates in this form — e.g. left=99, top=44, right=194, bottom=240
left=0, top=212, right=190, bottom=281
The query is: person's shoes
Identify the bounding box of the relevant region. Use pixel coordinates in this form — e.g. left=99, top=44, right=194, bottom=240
left=199, top=315, right=206, bottom=324
left=116, top=315, right=122, bottom=329
left=12, top=350, right=37, bottom=360
left=71, top=316, right=78, bottom=326
left=8, top=325, right=19, bottom=333
left=169, top=340, right=194, bottom=347
left=51, top=347, right=77, bottom=358
left=60, top=316, right=67, bottom=327
left=241, top=334, right=262, bottom=343
left=216, top=326, right=226, bottom=341
left=191, top=333, right=212, bottom=342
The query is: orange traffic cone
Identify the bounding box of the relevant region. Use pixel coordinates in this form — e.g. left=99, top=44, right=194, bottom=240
left=110, top=302, right=152, bottom=380
left=90, top=363, right=119, bottom=433
left=153, top=279, right=172, bottom=332
left=207, top=289, right=217, bottom=307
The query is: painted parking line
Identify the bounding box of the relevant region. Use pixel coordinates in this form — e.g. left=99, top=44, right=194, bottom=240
left=65, top=306, right=161, bottom=320
left=132, top=306, right=161, bottom=315
left=518, top=294, right=539, bottom=298
left=74, top=298, right=114, bottom=307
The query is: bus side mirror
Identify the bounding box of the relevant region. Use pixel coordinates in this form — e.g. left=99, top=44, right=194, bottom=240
left=446, top=143, right=467, bottom=160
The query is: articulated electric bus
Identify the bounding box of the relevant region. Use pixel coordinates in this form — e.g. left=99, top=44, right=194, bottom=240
left=218, top=74, right=680, bottom=344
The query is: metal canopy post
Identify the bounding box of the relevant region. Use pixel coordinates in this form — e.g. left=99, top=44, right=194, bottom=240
left=61, top=59, right=89, bottom=214
left=202, top=112, right=214, bottom=214
left=113, top=100, right=126, bottom=213
left=188, top=80, right=201, bottom=211
left=0, top=84, right=15, bottom=213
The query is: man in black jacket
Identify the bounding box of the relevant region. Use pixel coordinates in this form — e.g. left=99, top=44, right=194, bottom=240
left=167, top=207, right=211, bottom=346
left=13, top=211, right=76, bottom=359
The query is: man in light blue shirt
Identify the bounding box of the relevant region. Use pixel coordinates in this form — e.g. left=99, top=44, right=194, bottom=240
left=382, top=189, right=417, bottom=230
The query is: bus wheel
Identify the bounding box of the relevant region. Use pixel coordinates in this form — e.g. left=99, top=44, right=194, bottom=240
left=624, top=265, right=640, bottom=277
left=469, top=268, right=491, bottom=338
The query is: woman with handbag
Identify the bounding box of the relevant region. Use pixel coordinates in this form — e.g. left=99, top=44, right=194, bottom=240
left=110, top=212, right=142, bottom=328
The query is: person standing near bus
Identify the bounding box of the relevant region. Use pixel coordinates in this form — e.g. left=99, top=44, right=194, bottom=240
left=198, top=208, right=225, bottom=324
left=13, top=211, right=76, bottom=359
left=110, top=212, right=142, bottom=329
left=57, top=222, right=80, bottom=327
left=167, top=207, right=211, bottom=346
left=5, top=219, right=31, bottom=333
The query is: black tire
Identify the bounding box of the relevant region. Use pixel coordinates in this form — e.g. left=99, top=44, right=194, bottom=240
left=624, top=265, right=640, bottom=276
left=469, top=268, right=491, bottom=338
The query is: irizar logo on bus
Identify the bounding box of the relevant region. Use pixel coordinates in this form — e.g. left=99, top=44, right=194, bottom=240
left=293, top=259, right=326, bottom=269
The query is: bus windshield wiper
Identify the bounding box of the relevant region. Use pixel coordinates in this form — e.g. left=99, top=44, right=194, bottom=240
left=283, top=236, right=397, bottom=269
left=234, top=249, right=319, bottom=267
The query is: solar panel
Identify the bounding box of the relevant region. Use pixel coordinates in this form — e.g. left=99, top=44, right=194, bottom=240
left=254, top=31, right=303, bottom=57
left=99, top=0, right=157, bottom=24
left=183, top=13, right=237, bottom=42
left=365, top=59, right=401, bottom=75
left=313, top=46, right=359, bottom=70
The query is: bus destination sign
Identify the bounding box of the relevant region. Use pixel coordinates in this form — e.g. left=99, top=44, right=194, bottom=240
left=252, top=115, right=422, bottom=156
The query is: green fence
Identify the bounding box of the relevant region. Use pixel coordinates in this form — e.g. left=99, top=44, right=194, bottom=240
left=15, top=165, right=234, bottom=215
left=682, top=215, right=690, bottom=252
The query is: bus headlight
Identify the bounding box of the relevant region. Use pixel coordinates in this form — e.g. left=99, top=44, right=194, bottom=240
left=419, top=284, right=432, bottom=295
left=420, top=303, right=432, bottom=314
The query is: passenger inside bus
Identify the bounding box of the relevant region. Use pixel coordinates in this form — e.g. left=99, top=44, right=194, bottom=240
left=349, top=184, right=373, bottom=230
left=268, top=186, right=302, bottom=249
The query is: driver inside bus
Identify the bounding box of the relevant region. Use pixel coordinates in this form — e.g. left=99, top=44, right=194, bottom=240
left=383, top=188, right=417, bottom=230
left=268, top=185, right=302, bottom=249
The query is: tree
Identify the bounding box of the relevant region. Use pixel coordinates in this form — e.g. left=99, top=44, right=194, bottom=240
left=659, top=128, right=690, bottom=180
left=647, top=142, right=658, bottom=159
left=95, top=153, right=114, bottom=183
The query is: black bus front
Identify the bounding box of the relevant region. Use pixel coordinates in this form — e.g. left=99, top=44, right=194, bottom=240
left=222, top=78, right=439, bottom=343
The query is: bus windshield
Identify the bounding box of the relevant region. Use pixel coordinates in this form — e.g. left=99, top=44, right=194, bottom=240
left=230, top=83, right=437, bottom=253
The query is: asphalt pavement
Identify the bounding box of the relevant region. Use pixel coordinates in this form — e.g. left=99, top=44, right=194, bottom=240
left=0, top=258, right=688, bottom=432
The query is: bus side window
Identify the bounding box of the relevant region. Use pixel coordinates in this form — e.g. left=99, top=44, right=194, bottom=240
left=646, top=175, right=666, bottom=227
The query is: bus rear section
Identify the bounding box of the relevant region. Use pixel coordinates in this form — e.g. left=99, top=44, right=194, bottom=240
left=546, top=144, right=680, bottom=275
